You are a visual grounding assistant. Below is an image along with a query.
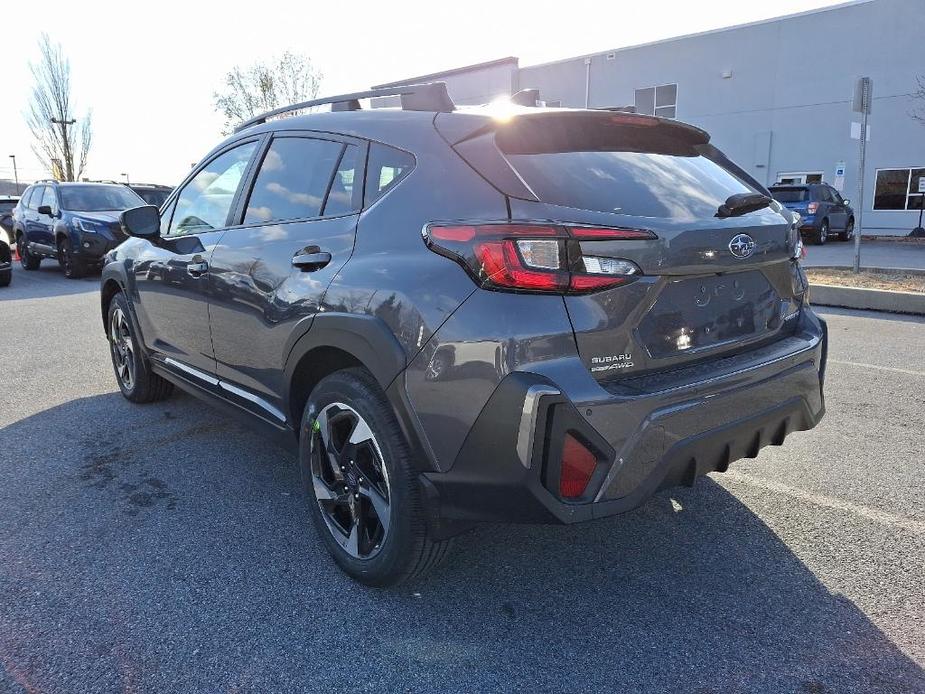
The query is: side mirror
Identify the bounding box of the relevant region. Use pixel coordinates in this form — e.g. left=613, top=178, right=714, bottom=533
left=37, top=204, right=52, bottom=216
left=120, top=205, right=160, bottom=239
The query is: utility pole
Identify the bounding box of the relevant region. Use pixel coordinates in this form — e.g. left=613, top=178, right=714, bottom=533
left=121, top=172, right=130, bottom=185
left=851, top=77, right=872, bottom=273
left=50, top=117, right=77, bottom=181
left=8, top=155, right=19, bottom=194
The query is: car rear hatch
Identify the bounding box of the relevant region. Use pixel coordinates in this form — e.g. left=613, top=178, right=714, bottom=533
left=435, top=109, right=807, bottom=380
left=769, top=186, right=812, bottom=215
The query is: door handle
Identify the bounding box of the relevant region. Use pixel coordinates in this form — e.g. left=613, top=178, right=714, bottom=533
left=187, top=261, right=208, bottom=277
left=292, top=251, right=332, bottom=271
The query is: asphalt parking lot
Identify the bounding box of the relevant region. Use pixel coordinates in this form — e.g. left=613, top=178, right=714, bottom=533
left=1, top=263, right=923, bottom=694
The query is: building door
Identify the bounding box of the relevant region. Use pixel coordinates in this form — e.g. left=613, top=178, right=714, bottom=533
left=777, top=171, right=824, bottom=185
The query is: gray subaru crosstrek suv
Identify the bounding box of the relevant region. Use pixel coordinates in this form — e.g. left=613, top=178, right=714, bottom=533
left=102, top=83, right=826, bottom=586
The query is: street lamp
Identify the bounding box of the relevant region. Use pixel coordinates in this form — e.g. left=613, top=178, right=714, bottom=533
left=8, top=155, right=19, bottom=194
left=121, top=172, right=130, bottom=185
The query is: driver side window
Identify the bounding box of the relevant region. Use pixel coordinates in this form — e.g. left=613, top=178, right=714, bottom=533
left=167, top=142, right=258, bottom=237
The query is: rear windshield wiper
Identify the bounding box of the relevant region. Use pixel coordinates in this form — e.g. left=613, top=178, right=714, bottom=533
left=715, top=192, right=772, bottom=218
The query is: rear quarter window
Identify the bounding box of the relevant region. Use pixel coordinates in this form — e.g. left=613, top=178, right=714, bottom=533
left=364, top=143, right=415, bottom=207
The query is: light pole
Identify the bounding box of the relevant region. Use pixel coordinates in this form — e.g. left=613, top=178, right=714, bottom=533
left=8, top=155, right=19, bottom=194
left=121, top=172, right=130, bottom=185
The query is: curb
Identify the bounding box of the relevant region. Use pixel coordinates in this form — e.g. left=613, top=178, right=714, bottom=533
left=806, top=265, right=925, bottom=276
left=809, top=284, right=925, bottom=315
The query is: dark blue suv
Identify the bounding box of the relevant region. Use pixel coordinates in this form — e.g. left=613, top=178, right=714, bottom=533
left=11, top=181, right=144, bottom=278
left=769, top=183, right=855, bottom=245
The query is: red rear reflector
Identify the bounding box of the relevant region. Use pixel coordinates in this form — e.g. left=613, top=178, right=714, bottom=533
left=559, top=433, right=597, bottom=499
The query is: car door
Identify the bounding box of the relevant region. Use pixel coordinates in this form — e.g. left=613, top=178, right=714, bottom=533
left=23, top=186, right=45, bottom=246
left=130, top=139, right=260, bottom=380
left=207, top=133, right=364, bottom=424
left=34, top=186, right=61, bottom=250
left=828, top=187, right=849, bottom=230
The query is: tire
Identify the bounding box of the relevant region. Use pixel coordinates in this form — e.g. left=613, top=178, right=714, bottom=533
left=841, top=218, right=855, bottom=242
left=107, top=292, right=174, bottom=403
left=58, top=238, right=87, bottom=279
left=17, top=236, right=40, bottom=270
left=0, top=270, right=9, bottom=288
left=813, top=219, right=829, bottom=245
left=301, top=367, right=452, bottom=586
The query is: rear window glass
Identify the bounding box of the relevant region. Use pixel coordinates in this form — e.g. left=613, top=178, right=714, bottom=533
left=770, top=188, right=810, bottom=203
left=0, top=202, right=14, bottom=214
left=497, top=116, right=756, bottom=220
left=134, top=188, right=171, bottom=207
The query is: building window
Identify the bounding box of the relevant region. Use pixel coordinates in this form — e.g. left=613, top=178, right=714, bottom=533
left=634, top=84, right=677, bottom=119
left=874, top=168, right=925, bottom=210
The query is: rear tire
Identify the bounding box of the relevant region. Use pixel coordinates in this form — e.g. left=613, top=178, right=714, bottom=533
left=0, top=270, right=9, bottom=287
left=107, top=292, right=174, bottom=403
left=17, top=236, right=40, bottom=270
left=813, top=219, right=829, bottom=245
left=58, top=238, right=87, bottom=279
left=301, top=367, right=452, bottom=586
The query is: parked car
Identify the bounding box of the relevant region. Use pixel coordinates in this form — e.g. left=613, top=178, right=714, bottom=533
left=769, top=182, right=855, bottom=245
left=0, top=238, right=11, bottom=287
left=0, top=195, right=18, bottom=247
left=11, top=181, right=144, bottom=278
left=128, top=183, right=172, bottom=208
left=102, top=84, right=826, bottom=586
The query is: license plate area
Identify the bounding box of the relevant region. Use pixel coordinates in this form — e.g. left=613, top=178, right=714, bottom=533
left=637, top=271, right=780, bottom=359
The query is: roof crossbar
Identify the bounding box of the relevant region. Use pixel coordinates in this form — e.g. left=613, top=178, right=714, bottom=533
left=234, top=81, right=455, bottom=132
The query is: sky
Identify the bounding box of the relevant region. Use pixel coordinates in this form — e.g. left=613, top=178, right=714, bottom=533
left=0, top=0, right=850, bottom=186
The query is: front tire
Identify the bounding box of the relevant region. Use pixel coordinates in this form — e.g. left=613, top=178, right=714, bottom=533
left=301, top=368, right=451, bottom=586
left=107, top=292, right=174, bottom=403
left=58, top=238, right=87, bottom=279
left=841, top=218, right=855, bottom=242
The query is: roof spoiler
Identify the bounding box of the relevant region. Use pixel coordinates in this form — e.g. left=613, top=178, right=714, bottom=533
left=234, top=81, right=455, bottom=133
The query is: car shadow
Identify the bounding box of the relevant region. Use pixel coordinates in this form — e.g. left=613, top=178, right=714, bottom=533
left=0, top=263, right=100, bottom=300
left=0, top=392, right=921, bottom=693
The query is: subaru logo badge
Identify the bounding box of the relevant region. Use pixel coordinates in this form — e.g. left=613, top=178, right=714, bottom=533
left=728, top=234, right=756, bottom=259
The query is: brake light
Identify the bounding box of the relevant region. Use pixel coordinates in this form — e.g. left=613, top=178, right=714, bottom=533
left=807, top=202, right=819, bottom=214
left=559, top=433, right=597, bottom=499
left=424, top=223, right=652, bottom=294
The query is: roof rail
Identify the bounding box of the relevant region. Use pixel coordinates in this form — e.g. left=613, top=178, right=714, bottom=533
left=234, top=81, right=455, bottom=133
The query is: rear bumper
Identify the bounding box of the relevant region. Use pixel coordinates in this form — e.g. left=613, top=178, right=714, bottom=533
left=420, top=310, right=826, bottom=526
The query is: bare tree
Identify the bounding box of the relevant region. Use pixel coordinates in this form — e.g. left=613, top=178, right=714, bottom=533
left=26, top=34, right=92, bottom=181
left=912, top=76, right=925, bottom=125
left=213, top=51, right=322, bottom=135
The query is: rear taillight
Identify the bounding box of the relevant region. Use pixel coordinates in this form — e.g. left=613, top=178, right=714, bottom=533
left=559, top=433, right=598, bottom=499
left=423, top=223, right=653, bottom=294
left=807, top=202, right=819, bottom=214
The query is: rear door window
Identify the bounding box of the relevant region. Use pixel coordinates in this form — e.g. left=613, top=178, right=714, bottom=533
left=496, top=115, right=756, bottom=220
left=364, top=143, right=415, bottom=206
left=243, top=136, right=345, bottom=224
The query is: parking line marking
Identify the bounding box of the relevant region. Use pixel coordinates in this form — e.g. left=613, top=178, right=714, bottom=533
left=719, top=470, right=925, bottom=535
left=828, top=359, right=925, bottom=378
